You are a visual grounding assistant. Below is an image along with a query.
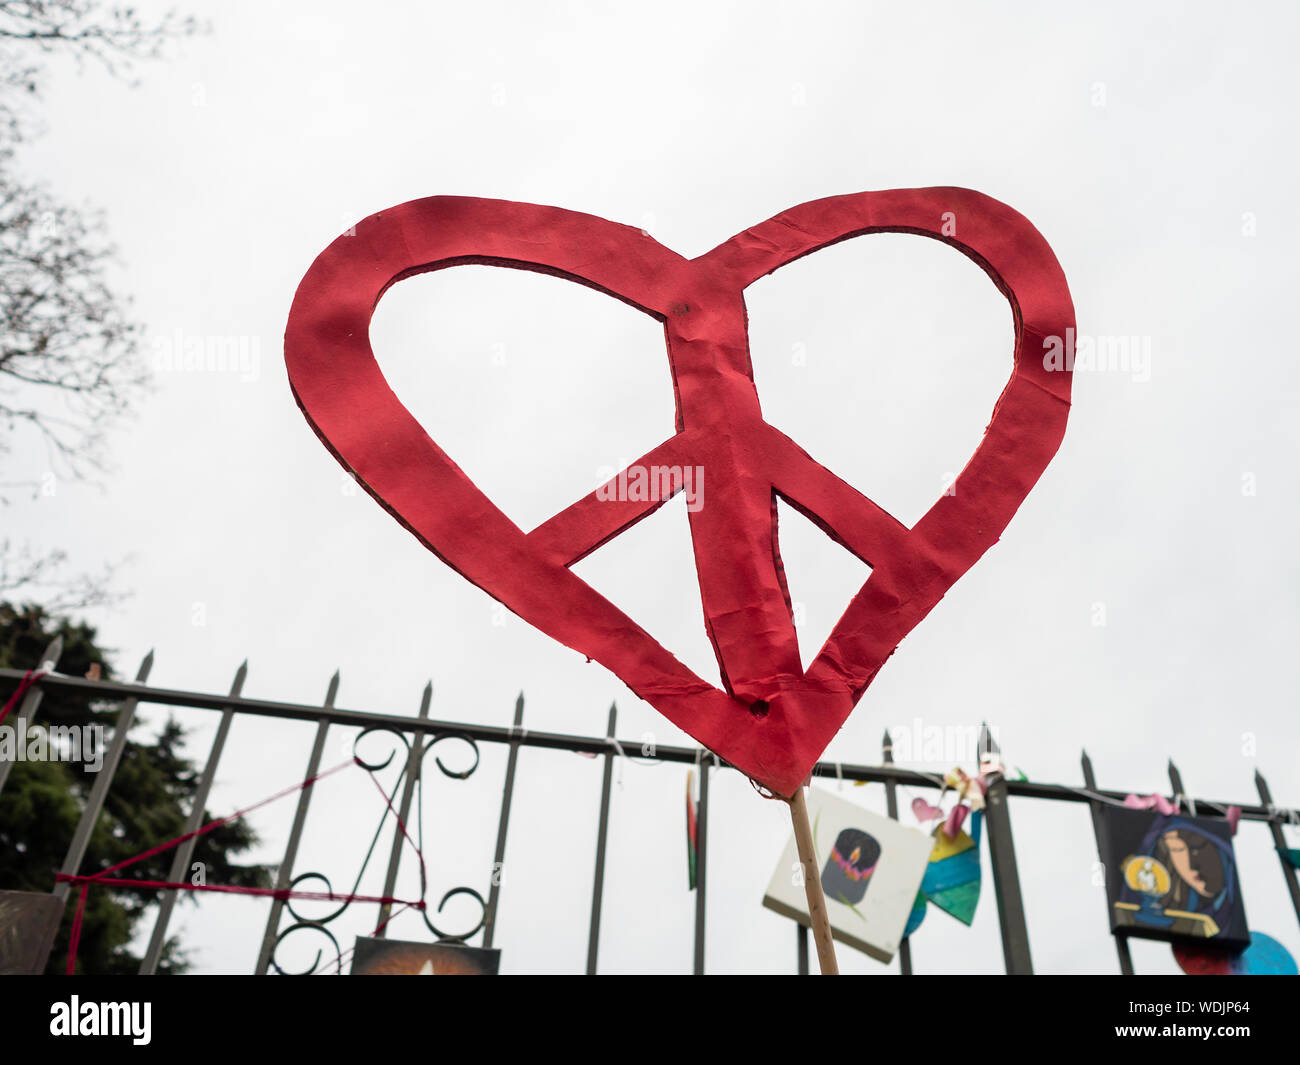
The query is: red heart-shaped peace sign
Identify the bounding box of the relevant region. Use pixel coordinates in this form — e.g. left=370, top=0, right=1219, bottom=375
left=285, top=188, right=1074, bottom=797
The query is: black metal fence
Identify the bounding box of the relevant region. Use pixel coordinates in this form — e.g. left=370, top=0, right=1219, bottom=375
left=2, top=634, right=1298, bottom=975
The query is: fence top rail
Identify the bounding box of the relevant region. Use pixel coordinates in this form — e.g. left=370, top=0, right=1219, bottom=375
left=2, top=666, right=1295, bottom=823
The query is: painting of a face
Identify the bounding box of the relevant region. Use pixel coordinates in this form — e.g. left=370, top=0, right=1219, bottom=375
left=1103, top=808, right=1248, bottom=950
left=1158, top=829, right=1225, bottom=900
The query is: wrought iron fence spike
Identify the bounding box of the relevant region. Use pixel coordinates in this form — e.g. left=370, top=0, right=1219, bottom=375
left=42, top=634, right=64, bottom=670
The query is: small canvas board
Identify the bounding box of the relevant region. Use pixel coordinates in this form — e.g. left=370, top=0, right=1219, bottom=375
left=350, top=936, right=500, bottom=975
left=0, top=890, right=64, bottom=975
left=762, top=788, right=933, bottom=962
left=1099, top=807, right=1249, bottom=950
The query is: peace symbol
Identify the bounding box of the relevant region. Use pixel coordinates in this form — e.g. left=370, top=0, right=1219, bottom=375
left=284, top=187, right=1074, bottom=796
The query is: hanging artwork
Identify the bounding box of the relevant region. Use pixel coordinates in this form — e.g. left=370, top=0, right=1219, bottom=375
left=921, top=811, right=983, bottom=926
left=284, top=189, right=1075, bottom=800
left=906, top=765, right=985, bottom=928
left=0, top=891, right=64, bottom=975
left=762, top=789, right=933, bottom=962
left=350, top=936, right=500, bottom=975
left=1099, top=807, right=1249, bottom=950
left=1174, top=931, right=1298, bottom=976
left=903, top=890, right=927, bottom=938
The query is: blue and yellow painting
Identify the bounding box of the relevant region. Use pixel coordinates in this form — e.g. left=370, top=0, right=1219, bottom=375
left=920, top=810, right=983, bottom=926
left=1104, top=807, right=1248, bottom=950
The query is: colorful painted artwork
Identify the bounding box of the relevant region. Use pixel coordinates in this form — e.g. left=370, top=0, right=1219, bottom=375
left=763, top=789, right=933, bottom=963
left=1100, top=807, right=1249, bottom=950
left=921, top=811, right=983, bottom=926
left=350, top=936, right=500, bottom=975
left=903, top=890, right=927, bottom=938
left=821, top=827, right=882, bottom=905
left=1174, top=931, right=1298, bottom=976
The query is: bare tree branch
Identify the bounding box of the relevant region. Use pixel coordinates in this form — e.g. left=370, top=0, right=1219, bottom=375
left=0, top=3, right=204, bottom=151
left=0, top=2, right=203, bottom=79
left=0, top=1, right=202, bottom=600
left=0, top=537, right=126, bottom=612
left=0, top=168, right=147, bottom=478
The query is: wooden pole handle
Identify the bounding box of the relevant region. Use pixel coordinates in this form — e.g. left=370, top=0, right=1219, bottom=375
left=789, top=785, right=839, bottom=975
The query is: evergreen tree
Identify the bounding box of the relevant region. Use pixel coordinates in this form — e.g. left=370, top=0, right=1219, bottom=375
left=0, top=602, right=271, bottom=973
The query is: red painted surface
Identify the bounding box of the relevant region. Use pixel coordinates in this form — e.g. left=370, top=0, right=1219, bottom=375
left=285, top=189, right=1074, bottom=796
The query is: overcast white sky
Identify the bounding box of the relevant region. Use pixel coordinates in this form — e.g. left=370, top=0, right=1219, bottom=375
left=8, top=0, right=1300, bottom=974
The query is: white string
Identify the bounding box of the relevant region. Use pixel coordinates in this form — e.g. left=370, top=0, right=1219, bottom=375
left=606, top=736, right=626, bottom=788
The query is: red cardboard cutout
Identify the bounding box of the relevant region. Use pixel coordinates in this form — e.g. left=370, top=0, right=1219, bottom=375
left=285, top=189, right=1074, bottom=797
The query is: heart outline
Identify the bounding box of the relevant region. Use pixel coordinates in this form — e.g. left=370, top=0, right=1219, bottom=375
left=285, top=188, right=1074, bottom=796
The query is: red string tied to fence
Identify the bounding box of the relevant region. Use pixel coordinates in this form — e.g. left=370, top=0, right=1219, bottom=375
left=0, top=668, right=47, bottom=726
left=56, top=754, right=430, bottom=974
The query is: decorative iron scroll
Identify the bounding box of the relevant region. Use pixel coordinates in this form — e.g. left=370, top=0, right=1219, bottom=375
left=269, top=727, right=486, bottom=975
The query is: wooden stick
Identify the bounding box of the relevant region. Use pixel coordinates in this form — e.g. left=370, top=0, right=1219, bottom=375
left=788, top=785, right=839, bottom=975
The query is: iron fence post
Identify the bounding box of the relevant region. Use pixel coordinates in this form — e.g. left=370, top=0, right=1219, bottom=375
left=139, top=661, right=246, bottom=974
left=1168, top=759, right=1191, bottom=814
left=253, top=671, right=337, bottom=973
left=585, top=704, right=617, bottom=974
left=882, top=728, right=914, bottom=975
left=482, top=692, right=524, bottom=950
left=693, top=751, right=710, bottom=975
left=980, top=725, right=1032, bottom=974
left=375, top=681, right=432, bottom=936
left=0, top=635, right=64, bottom=798
left=1080, top=749, right=1133, bottom=974
left=53, top=649, right=156, bottom=904
left=1255, top=769, right=1300, bottom=930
